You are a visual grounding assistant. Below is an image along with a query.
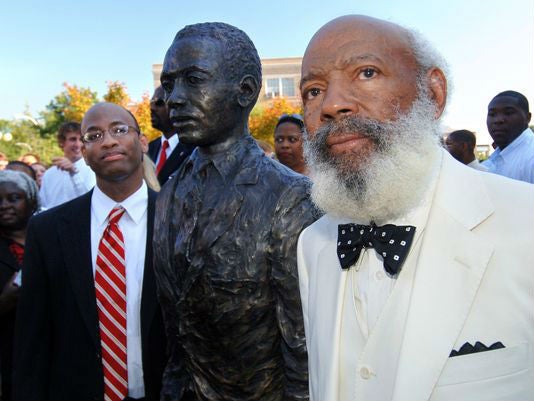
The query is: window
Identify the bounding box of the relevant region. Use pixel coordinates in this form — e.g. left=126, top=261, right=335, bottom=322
left=266, top=78, right=280, bottom=98
left=281, top=78, right=295, bottom=97
left=265, top=77, right=296, bottom=98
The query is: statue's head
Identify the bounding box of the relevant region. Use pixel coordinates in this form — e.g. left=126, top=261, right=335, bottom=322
left=161, top=22, right=262, bottom=149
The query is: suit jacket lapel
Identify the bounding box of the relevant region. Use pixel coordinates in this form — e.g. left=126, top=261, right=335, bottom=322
left=158, top=142, right=194, bottom=184
left=59, top=191, right=100, bottom=349
left=392, top=153, right=494, bottom=401
left=309, top=216, right=348, bottom=401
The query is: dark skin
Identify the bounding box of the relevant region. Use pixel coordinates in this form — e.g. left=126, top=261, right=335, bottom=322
left=151, top=86, right=174, bottom=138
left=486, top=95, right=532, bottom=150
left=160, top=37, right=259, bottom=155
left=274, top=122, right=308, bottom=175
left=0, top=182, right=36, bottom=310
left=300, top=15, right=446, bottom=171
left=81, top=102, right=146, bottom=202
left=445, top=136, right=475, bottom=165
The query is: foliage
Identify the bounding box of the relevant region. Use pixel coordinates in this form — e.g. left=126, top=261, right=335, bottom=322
left=40, top=83, right=98, bottom=137
left=103, top=81, right=130, bottom=107
left=132, top=92, right=160, bottom=142
left=249, top=98, right=302, bottom=145
left=0, top=119, right=60, bottom=164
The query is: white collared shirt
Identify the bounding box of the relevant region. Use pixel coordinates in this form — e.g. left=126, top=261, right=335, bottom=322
left=90, top=182, right=147, bottom=398
left=39, top=158, right=96, bottom=209
left=483, top=128, right=534, bottom=183
left=155, top=133, right=179, bottom=166
left=467, top=159, right=489, bottom=172
left=350, top=153, right=440, bottom=337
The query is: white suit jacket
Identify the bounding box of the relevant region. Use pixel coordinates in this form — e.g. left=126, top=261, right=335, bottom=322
left=298, top=151, right=534, bottom=401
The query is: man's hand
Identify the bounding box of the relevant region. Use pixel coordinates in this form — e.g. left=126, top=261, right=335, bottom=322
left=52, top=157, right=78, bottom=174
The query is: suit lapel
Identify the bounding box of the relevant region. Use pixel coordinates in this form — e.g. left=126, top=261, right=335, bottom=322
left=59, top=191, right=100, bottom=349
left=309, top=216, right=348, bottom=401
left=158, top=142, right=194, bottom=184
left=392, top=153, right=494, bottom=401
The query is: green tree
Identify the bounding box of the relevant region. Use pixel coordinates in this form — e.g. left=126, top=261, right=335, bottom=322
left=103, top=81, right=130, bottom=107
left=40, top=83, right=98, bottom=137
left=132, top=92, right=160, bottom=141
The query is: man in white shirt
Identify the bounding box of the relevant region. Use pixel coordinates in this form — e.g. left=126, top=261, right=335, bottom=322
left=39, top=121, right=96, bottom=209
left=445, top=129, right=488, bottom=171
left=483, top=90, right=534, bottom=183
left=298, top=15, right=534, bottom=401
left=14, top=102, right=167, bottom=401
left=148, top=86, right=194, bottom=186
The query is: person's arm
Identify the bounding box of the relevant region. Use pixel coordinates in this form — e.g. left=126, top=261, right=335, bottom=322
left=12, top=217, right=51, bottom=401
left=269, top=179, right=318, bottom=401
left=69, top=160, right=96, bottom=196
left=152, top=182, right=189, bottom=401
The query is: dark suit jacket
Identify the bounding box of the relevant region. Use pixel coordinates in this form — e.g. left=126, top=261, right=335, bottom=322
left=0, top=237, right=21, bottom=401
left=148, top=136, right=195, bottom=186
left=13, top=189, right=167, bottom=401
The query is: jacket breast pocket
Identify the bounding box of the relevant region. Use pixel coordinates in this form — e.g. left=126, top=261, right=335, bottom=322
left=431, top=342, right=533, bottom=401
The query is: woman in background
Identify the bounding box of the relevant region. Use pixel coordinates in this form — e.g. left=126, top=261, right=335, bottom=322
left=274, top=113, right=309, bottom=176
left=0, top=170, right=39, bottom=401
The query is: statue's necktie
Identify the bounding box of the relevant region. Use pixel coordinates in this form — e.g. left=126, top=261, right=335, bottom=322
left=95, top=206, right=128, bottom=401
left=337, top=223, right=416, bottom=276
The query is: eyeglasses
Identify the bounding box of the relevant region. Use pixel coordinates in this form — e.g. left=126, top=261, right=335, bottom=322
left=82, top=124, right=139, bottom=143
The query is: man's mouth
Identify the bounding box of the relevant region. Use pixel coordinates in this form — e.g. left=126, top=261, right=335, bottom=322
left=101, top=151, right=125, bottom=161
left=170, top=115, right=197, bottom=128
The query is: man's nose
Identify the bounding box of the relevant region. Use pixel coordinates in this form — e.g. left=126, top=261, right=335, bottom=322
left=320, top=79, right=358, bottom=122
left=167, top=83, right=187, bottom=109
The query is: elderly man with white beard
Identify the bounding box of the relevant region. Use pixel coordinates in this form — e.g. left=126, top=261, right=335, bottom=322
left=297, top=15, right=534, bottom=401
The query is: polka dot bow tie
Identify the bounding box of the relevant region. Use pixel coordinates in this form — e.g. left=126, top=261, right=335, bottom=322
left=337, top=223, right=416, bottom=276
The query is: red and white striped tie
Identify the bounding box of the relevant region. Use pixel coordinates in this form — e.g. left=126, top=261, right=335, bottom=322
left=95, top=206, right=128, bottom=401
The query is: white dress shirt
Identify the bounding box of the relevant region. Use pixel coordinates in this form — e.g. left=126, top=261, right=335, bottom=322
left=39, top=157, right=96, bottom=209
left=338, top=154, right=440, bottom=401
left=90, top=182, right=147, bottom=398
left=483, top=127, right=534, bottom=183
left=155, top=133, right=179, bottom=166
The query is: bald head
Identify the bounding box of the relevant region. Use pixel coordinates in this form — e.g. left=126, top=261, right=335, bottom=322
left=82, top=102, right=139, bottom=134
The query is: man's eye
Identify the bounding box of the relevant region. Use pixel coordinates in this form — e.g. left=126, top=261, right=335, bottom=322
left=113, top=126, right=129, bottom=135
left=187, top=75, right=203, bottom=85
left=161, top=81, right=173, bottom=92
left=359, top=68, right=377, bottom=79
left=304, top=88, right=321, bottom=100
left=85, top=131, right=102, bottom=141
left=155, top=100, right=165, bottom=107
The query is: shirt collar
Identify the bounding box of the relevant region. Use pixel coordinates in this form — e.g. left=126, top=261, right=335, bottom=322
left=493, top=127, right=532, bottom=160
left=91, top=181, right=148, bottom=227
left=162, top=133, right=179, bottom=148
left=190, top=134, right=255, bottom=178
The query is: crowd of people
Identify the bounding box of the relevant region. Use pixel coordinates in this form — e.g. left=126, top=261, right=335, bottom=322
left=0, top=13, right=533, bottom=401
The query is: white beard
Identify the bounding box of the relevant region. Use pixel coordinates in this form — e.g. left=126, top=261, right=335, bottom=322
left=304, top=94, right=442, bottom=224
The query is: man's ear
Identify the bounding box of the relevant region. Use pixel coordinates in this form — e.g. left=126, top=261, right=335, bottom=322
left=427, top=67, right=447, bottom=119
left=139, top=134, right=149, bottom=153
left=237, top=75, right=260, bottom=109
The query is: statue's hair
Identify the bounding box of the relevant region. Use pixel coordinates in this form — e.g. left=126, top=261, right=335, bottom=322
left=173, top=22, right=262, bottom=102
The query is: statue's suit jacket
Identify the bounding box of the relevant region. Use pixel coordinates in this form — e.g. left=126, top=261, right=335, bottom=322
left=298, top=150, right=534, bottom=401
left=148, top=136, right=195, bottom=186
left=13, top=190, right=167, bottom=401
left=154, top=136, right=317, bottom=401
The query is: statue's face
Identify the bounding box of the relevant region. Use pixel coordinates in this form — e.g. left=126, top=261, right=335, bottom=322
left=160, top=37, right=242, bottom=147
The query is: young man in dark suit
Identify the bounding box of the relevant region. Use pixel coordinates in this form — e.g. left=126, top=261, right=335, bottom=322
left=13, top=102, right=167, bottom=401
left=148, top=86, right=194, bottom=186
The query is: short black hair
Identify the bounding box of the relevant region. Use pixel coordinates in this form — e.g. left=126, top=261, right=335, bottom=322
left=275, top=114, right=305, bottom=132
left=172, top=22, right=262, bottom=102
left=58, top=121, right=81, bottom=142
left=447, top=129, right=476, bottom=148
left=492, top=90, right=530, bottom=114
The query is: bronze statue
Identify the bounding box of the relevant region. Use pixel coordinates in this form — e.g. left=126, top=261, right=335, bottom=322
left=153, top=23, right=317, bottom=401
